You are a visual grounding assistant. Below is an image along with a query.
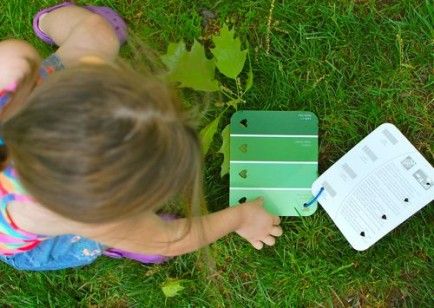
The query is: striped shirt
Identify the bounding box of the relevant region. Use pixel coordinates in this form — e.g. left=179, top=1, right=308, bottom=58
left=0, top=167, right=46, bottom=255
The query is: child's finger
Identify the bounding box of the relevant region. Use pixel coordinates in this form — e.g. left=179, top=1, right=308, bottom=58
left=253, top=196, right=264, bottom=205
left=251, top=240, right=264, bottom=250
left=270, top=226, right=283, bottom=237
left=272, top=216, right=281, bottom=225
left=262, top=235, right=276, bottom=246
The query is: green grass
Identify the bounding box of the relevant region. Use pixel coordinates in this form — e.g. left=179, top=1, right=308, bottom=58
left=1, top=0, right=433, bottom=306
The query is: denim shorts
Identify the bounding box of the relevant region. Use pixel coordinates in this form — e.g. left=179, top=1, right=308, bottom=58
left=0, top=234, right=104, bottom=271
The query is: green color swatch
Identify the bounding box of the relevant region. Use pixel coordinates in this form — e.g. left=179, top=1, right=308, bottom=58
left=229, top=111, right=319, bottom=216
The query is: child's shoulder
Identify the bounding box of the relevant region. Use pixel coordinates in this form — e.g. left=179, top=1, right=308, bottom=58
left=7, top=198, right=123, bottom=239
left=7, top=199, right=78, bottom=236
left=0, top=167, right=89, bottom=236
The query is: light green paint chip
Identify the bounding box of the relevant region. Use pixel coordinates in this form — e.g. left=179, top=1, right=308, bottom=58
left=229, top=111, right=319, bottom=216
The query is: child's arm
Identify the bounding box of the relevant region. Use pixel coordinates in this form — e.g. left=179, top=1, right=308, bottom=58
left=88, top=198, right=282, bottom=256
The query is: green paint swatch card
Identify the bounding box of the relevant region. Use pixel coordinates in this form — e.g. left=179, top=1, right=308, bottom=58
left=229, top=111, right=319, bottom=216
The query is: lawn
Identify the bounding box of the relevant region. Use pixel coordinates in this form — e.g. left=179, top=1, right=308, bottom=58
left=0, top=0, right=433, bottom=306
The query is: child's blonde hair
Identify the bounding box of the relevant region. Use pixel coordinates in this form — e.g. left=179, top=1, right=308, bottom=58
left=3, top=63, right=203, bottom=224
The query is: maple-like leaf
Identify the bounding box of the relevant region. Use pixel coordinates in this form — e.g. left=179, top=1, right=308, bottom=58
left=211, top=24, right=248, bottom=79
left=200, top=112, right=223, bottom=155
left=245, top=54, right=253, bottom=91
left=161, top=41, right=186, bottom=71
left=168, top=40, right=219, bottom=92
left=218, top=124, right=230, bottom=177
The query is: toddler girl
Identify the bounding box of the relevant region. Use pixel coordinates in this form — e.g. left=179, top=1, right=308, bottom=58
left=0, top=2, right=282, bottom=271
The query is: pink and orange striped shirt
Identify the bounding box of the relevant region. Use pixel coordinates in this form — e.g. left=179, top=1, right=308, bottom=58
left=0, top=167, right=46, bottom=255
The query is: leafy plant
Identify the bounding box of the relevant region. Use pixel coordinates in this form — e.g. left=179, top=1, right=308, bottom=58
left=161, top=24, right=253, bottom=177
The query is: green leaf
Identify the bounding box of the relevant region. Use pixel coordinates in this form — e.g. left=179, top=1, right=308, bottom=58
left=218, top=124, right=230, bottom=177
left=161, top=41, right=186, bottom=72
left=169, top=40, right=219, bottom=92
left=245, top=54, right=254, bottom=91
left=211, top=24, right=248, bottom=79
left=200, top=113, right=223, bottom=155
left=161, top=279, right=185, bottom=298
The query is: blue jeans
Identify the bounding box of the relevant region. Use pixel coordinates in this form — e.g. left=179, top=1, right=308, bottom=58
left=0, top=235, right=104, bottom=271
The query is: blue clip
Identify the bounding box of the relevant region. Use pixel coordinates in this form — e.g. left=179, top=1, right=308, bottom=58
left=303, top=187, right=324, bottom=207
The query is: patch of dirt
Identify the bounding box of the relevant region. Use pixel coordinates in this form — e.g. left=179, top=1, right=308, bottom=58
left=200, top=9, right=221, bottom=45
left=386, top=288, right=408, bottom=308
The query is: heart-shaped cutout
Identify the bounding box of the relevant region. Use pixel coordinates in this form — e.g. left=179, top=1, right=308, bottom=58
left=239, top=144, right=248, bottom=153
left=238, top=197, right=247, bottom=204
left=239, top=169, right=247, bottom=179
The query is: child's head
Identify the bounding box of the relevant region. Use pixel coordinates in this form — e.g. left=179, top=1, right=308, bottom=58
left=3, top=63, right=202, bottom=223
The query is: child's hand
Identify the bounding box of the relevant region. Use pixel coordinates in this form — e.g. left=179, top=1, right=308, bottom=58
left=235, top=197, right=283, bottom=250
left=0, top=57, right=29, bottom=91
left=0, top=40, right=40, bottom=120
left=0, top=40, right=40, bottom=91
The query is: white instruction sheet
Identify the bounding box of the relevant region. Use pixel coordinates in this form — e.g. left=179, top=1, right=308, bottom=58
left=312, top=123, right=433, bottom=251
